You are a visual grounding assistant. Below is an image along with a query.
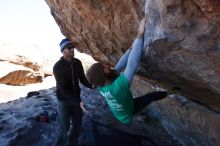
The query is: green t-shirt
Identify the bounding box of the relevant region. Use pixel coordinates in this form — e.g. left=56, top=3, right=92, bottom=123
left=99, top=74, right=134, bottom=123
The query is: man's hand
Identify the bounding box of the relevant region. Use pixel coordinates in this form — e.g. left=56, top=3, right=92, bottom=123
left=137, top=16, right=147, bottom=38
left=80, top=102, right=88, bottom=112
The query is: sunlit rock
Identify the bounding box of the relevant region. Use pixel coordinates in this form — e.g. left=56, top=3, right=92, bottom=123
left=0, top=55, right=44, bottom=85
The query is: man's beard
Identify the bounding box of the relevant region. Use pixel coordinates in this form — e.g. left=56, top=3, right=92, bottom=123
left=68, top=54, right=75, bottom=60
left=104, top=69, right=119, bottom=82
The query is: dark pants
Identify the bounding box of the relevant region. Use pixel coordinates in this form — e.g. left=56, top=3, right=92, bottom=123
left=57, top=100, right=83, bottom=146
left=133, top=91, right=167, bottom=115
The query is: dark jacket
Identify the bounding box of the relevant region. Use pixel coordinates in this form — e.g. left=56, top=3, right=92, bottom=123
left=53, top=57, right=92, bottom=103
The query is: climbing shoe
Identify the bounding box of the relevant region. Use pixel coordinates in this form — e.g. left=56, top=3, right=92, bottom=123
left=167, top=87, right=181, bottom=95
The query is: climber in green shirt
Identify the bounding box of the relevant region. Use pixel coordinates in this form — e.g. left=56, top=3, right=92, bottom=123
left=86, top=17, right=179, bottom=124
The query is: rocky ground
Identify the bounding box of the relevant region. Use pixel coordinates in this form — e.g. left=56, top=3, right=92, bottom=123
left=0, top=84, right=180, bottom=146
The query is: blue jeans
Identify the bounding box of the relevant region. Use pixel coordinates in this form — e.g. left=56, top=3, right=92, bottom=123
left=57, top=100, right=82, bottom=146
left=114, top=38, right=144, bottom=82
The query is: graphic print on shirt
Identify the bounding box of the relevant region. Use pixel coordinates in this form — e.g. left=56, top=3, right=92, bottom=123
left=100, top=91, right=123, bottom=112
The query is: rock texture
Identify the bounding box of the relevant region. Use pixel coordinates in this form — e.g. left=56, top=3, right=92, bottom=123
left=156, top=96, right=220, bottom=146
left=142, top=0, right=220, bottom=112
left=0, top=87, right=179, bottom=146
left=1, top=84, right=219, bottom=146
left=0, top=55, right=45, bottom=85
left=131, top=77, right=220, bottom=146
left=46, top=0, right=220, bottom=111
left=45, top=0, right=145, bottom=63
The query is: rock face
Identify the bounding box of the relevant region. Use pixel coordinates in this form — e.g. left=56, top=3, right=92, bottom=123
left=46, top=0, right=220, bottom=111
left=0, top=87, right=180, bottom=146
left=156, top=96, right=220, bottom=146
left=0, top=55, right=45, bottom=85
left=142, top=0, right=220, bottom=112
left=45, top=0, right=145, bottom=63
left=131, top=78, right=220, bottom=146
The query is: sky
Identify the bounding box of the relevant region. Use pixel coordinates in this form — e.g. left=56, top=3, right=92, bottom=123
left=0, top=0, right=64, bottom=58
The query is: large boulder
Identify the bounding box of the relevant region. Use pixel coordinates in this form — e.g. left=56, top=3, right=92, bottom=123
left=141, top=0, right=220, bottom=112
left=0, top=55, right=44, bottom=86
left=45, top=0, right=220, bottom=111
left=45, top=0, right=145, bottom=62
